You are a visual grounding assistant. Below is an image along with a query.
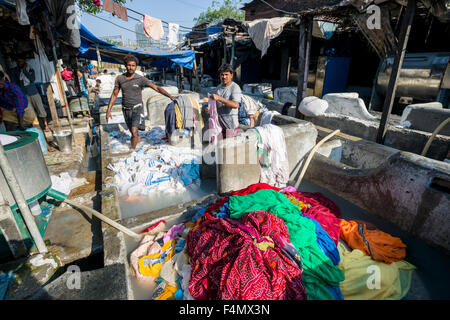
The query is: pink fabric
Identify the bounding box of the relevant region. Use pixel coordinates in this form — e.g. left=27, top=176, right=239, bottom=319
left=283, top=190, right=341, bottom=245
left=281, top=186, right=297, bottom=193
left=129, top=234, right=163, bottom=287
left=187, top=210, right=307, bottom=300
left=61, top=69, right=74, bottom=81
left=163, top=224, right=185, bottom=243
left=143, top=15, right=164, bottom=40
left=208, top=98, right=222, bottom=145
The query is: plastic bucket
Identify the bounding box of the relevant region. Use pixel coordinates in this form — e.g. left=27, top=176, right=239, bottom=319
left=53, top=131, right=73, bottom=153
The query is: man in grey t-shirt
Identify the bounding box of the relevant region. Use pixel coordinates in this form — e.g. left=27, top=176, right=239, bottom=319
left=106, top=54, right=175, bottom=149
left=207, top=64, right=242, bottom=137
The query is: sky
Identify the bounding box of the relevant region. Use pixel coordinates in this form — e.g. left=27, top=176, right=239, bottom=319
left=80, top=0, right=246, bottom=44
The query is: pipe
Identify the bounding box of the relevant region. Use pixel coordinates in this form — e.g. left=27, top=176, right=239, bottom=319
left=47, top=189, right=142, bottom=241
left=295, top=130, right=341, bottom=190
left=0, top=144, right=48, bottom=254
left=421, top=117, right=450, bottom=157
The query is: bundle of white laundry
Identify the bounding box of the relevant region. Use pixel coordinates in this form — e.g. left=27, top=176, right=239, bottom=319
left=107, top=144, right=202, bottom=198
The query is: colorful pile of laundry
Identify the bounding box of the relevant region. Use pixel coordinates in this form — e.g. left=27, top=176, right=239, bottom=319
left=129, top=183, right=415, bottom=300
left=107, top=130, right=202, bottom=198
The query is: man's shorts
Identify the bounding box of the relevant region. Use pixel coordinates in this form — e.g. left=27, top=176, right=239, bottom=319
left=27, top=93, right=47, bottom=118
left=122, top=103, right=145, bottom=131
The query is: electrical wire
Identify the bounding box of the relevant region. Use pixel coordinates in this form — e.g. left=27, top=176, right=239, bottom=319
left=258, top=0, right=300, bottom=17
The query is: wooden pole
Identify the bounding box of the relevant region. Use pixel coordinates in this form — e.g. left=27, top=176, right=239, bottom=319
left=303, top=17, right=313, bottom=99
left=180, top=66, right=185, bottom=90
left=295, top=19, right=306, bottom=118
left=376, top=0, right=415, bottom=144
left=96, top=45, right=102, bottom=74
left=46, top=83, right=60, bottom=128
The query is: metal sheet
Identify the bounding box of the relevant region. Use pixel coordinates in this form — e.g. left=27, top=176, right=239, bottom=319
left=0, top=133, right=51, bottom=206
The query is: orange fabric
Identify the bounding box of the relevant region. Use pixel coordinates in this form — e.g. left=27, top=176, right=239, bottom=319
left=339, top=219, right=407, bottom=264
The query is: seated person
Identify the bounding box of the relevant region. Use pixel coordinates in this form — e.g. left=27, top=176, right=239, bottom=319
left=0, top=71, right=55, bottom=151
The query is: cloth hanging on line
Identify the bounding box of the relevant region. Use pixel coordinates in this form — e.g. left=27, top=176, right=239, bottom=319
left=34, top=35, right=53, bottom=83
left=167, top=23, right=179, bottom=47
left=103, top=0, right=128, bottom=22
left=254, top=124, right=289, bottom=188
left=16, top=0, right=30, bottom=25
left=245, top=17, right=297, bottom=58
left=143, top=15, right=164, bottom=41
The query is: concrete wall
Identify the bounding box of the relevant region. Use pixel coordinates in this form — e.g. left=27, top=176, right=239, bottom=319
left=306, top=114, right=450, bottom=161
left=323, top=92, right=377, bottom=121
left=214, top=115, right=318, bottom=194
left=304, top=132, right=450, bottom=254
left=400, top=104, right=450, bottom=136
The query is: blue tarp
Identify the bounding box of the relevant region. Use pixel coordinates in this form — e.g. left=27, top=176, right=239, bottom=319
left=78, top=24, right=195, bottom=70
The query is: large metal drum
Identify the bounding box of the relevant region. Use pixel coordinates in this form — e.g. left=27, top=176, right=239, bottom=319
left=69, top=96, right=89, bottom=113
left=0, top=132, right=51, bottom=208
left=376, top=52, right=450, bottom=101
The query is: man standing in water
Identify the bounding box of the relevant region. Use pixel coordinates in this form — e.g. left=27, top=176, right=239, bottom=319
left=106, top=54, right=175, bottom=149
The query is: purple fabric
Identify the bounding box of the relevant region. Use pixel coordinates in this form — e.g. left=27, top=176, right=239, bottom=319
left=163, top=224, right=185, bottom=243
left=0, top=82, right=28, bottom=116
left=208, top=98, right=222, bottom=145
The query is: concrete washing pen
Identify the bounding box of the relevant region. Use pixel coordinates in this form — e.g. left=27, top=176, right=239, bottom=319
left=47, top=189, right=143, bottom=241
left=294, top=129, right=341, bottom=190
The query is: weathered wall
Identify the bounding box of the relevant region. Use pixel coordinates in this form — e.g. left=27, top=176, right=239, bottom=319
left=215, top=116, right=318, bottom=194
left=306, top=114, right=450, bottom=161
left=400, top=105, right=450, bottom=136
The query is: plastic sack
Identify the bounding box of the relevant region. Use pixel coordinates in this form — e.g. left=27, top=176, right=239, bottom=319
left=298, top=96, right=329, bottom=117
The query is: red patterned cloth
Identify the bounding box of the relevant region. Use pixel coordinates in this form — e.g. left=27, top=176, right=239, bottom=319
left=204, top=183, right=279, bottom=216
left=283, top=191, right=341, bottom=245
left=187, top=210, right=307, bottom=300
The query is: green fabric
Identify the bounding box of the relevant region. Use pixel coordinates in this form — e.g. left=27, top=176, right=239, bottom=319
left=229, top=189, right=345, bottom=300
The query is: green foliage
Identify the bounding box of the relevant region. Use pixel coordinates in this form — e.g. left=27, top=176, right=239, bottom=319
left=76, top=0, right=130, bottom=14
left=194, top=0, right=245, bottom=26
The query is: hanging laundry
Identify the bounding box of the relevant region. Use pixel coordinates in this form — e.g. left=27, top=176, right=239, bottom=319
left=338, top=242, right=415, bottom=300
left=259, top=110, right=280, bottom=126
left=167, top=23, right=180, bottom=47
left=228, top=188, right=345, bottom=300
left=187, top=210, right=307, bottom=300
left=208, top=98, right=222, bottom=145
left=143, top=15, right=164, bottom=41
left=16, top=0, right=30, bottom=25
left=175, top=95, right=194, bottom=129
left=103, top=0, right=128, bottom=22
left=245, top=17, right=297, bottom=57
left=254, top=124, right=289, bottom=188
left=340, top=219, right=407, bottom=264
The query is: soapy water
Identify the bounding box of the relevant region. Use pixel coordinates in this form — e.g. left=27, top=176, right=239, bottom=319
left=118, top=179, right=216, bottom=220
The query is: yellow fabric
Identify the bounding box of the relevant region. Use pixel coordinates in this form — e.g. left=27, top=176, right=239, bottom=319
left=174, top=102, right=183, bottom=129
left=2, top=107, right=36, bottom=125
left=189, top=96, right=204, bottom=128
left=254, top=237, right=275, bottom=251
left=338, top=242, right=415, bottom=300
left=138, top=240, right=175, bottom=278
left=284, top=195, right=310, bottom=211
left=153, top=283, right=177, bottom=300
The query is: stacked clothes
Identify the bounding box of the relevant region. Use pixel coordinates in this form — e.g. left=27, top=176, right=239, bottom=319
left=108, top=126, right=167, bottom=154
left=129, top=183, right=415, bottom=300
left=107, top=131, right=202, bottom=198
